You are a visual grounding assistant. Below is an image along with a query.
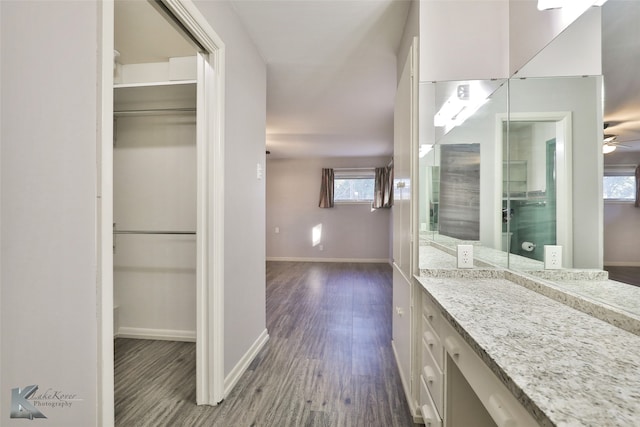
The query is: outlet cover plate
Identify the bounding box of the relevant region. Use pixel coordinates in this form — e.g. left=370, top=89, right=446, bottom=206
left=544, top=245, right=562, bottom=270
left=457, top=244, right=474, bottom=269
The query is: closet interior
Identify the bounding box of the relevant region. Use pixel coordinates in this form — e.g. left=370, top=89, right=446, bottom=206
left=113, top=1, right=199, bottom=344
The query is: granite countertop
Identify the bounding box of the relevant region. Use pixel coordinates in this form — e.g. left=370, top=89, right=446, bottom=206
left=419, top=242, right=640, bottom=336
left=416, top=275, right=640, bottom=427
left=547, top=277, right=640, bottom=317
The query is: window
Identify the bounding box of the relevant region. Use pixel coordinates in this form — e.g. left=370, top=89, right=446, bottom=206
left=334, top=169, right=375, bottom=202
left=603, top=165, right=636, bottom=201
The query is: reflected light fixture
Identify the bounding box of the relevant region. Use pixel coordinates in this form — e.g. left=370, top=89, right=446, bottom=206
left=419, top=144, right=433, bottom=158
left=434, top=83, right=489, bottom=133
left=537, top=0, right=564, bottom=10
left=603, top=135, right=617, bottom=154
left=538, top=0, right=608, bottom=10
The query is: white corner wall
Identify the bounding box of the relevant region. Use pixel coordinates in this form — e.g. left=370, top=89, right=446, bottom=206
left=193, top=0, right=268, bottom=380
left=266, top=157, right=392, bottom=263
left=419, top=0, right=509, bottom=81
left=1, top=2, right=99, bottom=425
left=604, top=202, right=640, bottom=266
left=509, top=0, right=600, bottom=75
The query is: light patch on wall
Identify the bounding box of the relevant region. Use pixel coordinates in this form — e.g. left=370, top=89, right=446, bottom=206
left=312, top=224, right=322, bottom=247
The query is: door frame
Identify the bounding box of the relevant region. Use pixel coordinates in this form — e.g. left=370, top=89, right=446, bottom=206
left=99, top=1, right=226, bottom=424
left=495, top=111, right=573, bottom=268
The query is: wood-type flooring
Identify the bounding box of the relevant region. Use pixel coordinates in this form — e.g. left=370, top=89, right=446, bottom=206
left=115, top=261, right=419, bottom=426
left=604, top=265, right=640, bottom=287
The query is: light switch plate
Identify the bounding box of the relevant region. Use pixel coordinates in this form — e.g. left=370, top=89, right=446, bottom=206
left=457, top=244, right=474, bottom=269
left=544, top=245, right=562, bottom=270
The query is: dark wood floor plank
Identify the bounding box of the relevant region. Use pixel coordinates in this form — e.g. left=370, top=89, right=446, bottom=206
left=115, top=261, right=418, bottom=426
left=604, top=266, right=640, bottom=287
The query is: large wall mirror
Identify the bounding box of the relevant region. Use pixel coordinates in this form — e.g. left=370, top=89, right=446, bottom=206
left=419, top=1, right=640, bottom=323
left=420, top=5, right=603, bottom=271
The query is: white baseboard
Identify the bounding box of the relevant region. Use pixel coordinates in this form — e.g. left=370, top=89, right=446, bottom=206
left=391, top=340, right=419, bottom=420
left=224, top=328, right=269, bottom=396
left=116, top=326, right=196, bottom=342
left=266, top=257, right=389, bottom=263
left=604, top=262, right=640, bottom=267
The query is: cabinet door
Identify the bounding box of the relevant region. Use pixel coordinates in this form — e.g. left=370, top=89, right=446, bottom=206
left=392, top=266, right=412, bottom=389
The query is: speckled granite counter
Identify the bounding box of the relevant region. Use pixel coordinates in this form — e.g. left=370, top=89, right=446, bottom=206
left=416, top=275, right=640, bottom=427
left=420, top=242, right=640, bottom=336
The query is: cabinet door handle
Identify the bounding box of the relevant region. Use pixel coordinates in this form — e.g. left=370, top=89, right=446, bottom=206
left=488, top=394, right=516, bottom=427
left=423, top=331, right=436, bottom=348
left=424, top=308, right=434, bottom=322
left=444, top=336, right=460, bottom=359
left=423, top=365, right=436, bottom=384
left=421, top=404, right=439, bottom=427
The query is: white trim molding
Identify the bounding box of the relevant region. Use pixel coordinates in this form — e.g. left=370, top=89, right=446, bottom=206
left=496, top=111, right=573, bottom=268
left=116, top=327, right=197, bottom=342
left=266, top=257, right=390, bottom=263
left=99, top=2, right=115, bottom=426
left=160, top=0, right=226, bottom=406
left=224, top=329, right=270, bottom=396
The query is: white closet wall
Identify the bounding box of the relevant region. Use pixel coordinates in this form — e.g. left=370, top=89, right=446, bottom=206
left=114, top=79, right=197, bottom=340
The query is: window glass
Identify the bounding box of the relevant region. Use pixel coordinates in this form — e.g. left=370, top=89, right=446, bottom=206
left=603, top=176, right=635, bottom=200
left=334, top=169, right=375, bottom=202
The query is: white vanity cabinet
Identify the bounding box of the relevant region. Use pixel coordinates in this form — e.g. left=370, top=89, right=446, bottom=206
left=419, top=294, right=445, bottom=426
left=418, top=288, right=539, bottom=427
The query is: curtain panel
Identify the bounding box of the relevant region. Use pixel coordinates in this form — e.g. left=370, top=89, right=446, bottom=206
left=635, top=165, right=640, bottom=208
left=373, top=166, right=393, bottom=209
left=319, top=168, right=334, bottom=208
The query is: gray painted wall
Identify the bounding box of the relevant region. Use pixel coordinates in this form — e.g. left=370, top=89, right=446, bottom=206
left=603, top=151, right=640, bottom=266
left=266, top=157, right=392, bottom=262
left=1, top=2, right=99, bottom=424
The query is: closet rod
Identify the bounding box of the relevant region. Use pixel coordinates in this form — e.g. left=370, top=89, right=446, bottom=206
left=114, top=230, right=196, bottom=235
left=114, top=107, right=196, bottom=115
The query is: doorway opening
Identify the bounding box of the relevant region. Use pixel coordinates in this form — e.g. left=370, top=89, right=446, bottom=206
left=100, top=1, right=226, bottom=424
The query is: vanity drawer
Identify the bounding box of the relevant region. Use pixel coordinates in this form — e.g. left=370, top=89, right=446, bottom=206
left=441, top=319, right=539, bottom=427
left=422, top=293, right=443, bottom=336
left=420, top=375, right=443, bottom=427
left=422, top=313, right=444, bottom=370
left=421, top=341, right=444, bottom=417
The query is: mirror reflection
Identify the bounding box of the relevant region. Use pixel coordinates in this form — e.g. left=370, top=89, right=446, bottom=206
left=420, top=1, right=640, bottom=323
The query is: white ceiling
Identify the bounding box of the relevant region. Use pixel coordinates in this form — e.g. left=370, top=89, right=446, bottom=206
left=229, top=0, right=410, bottom=159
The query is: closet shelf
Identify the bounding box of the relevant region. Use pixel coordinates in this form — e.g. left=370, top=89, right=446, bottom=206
left=114, top=107, right=196, bottom=116
left=114, top=81, right=197, bottom=112
left=114, top=80, right=196, bottom=89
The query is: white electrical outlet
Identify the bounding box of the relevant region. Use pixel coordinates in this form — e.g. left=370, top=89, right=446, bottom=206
left=544, top=245, right=562, bottom=270
left=457, top=244, right=474, bottom=269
